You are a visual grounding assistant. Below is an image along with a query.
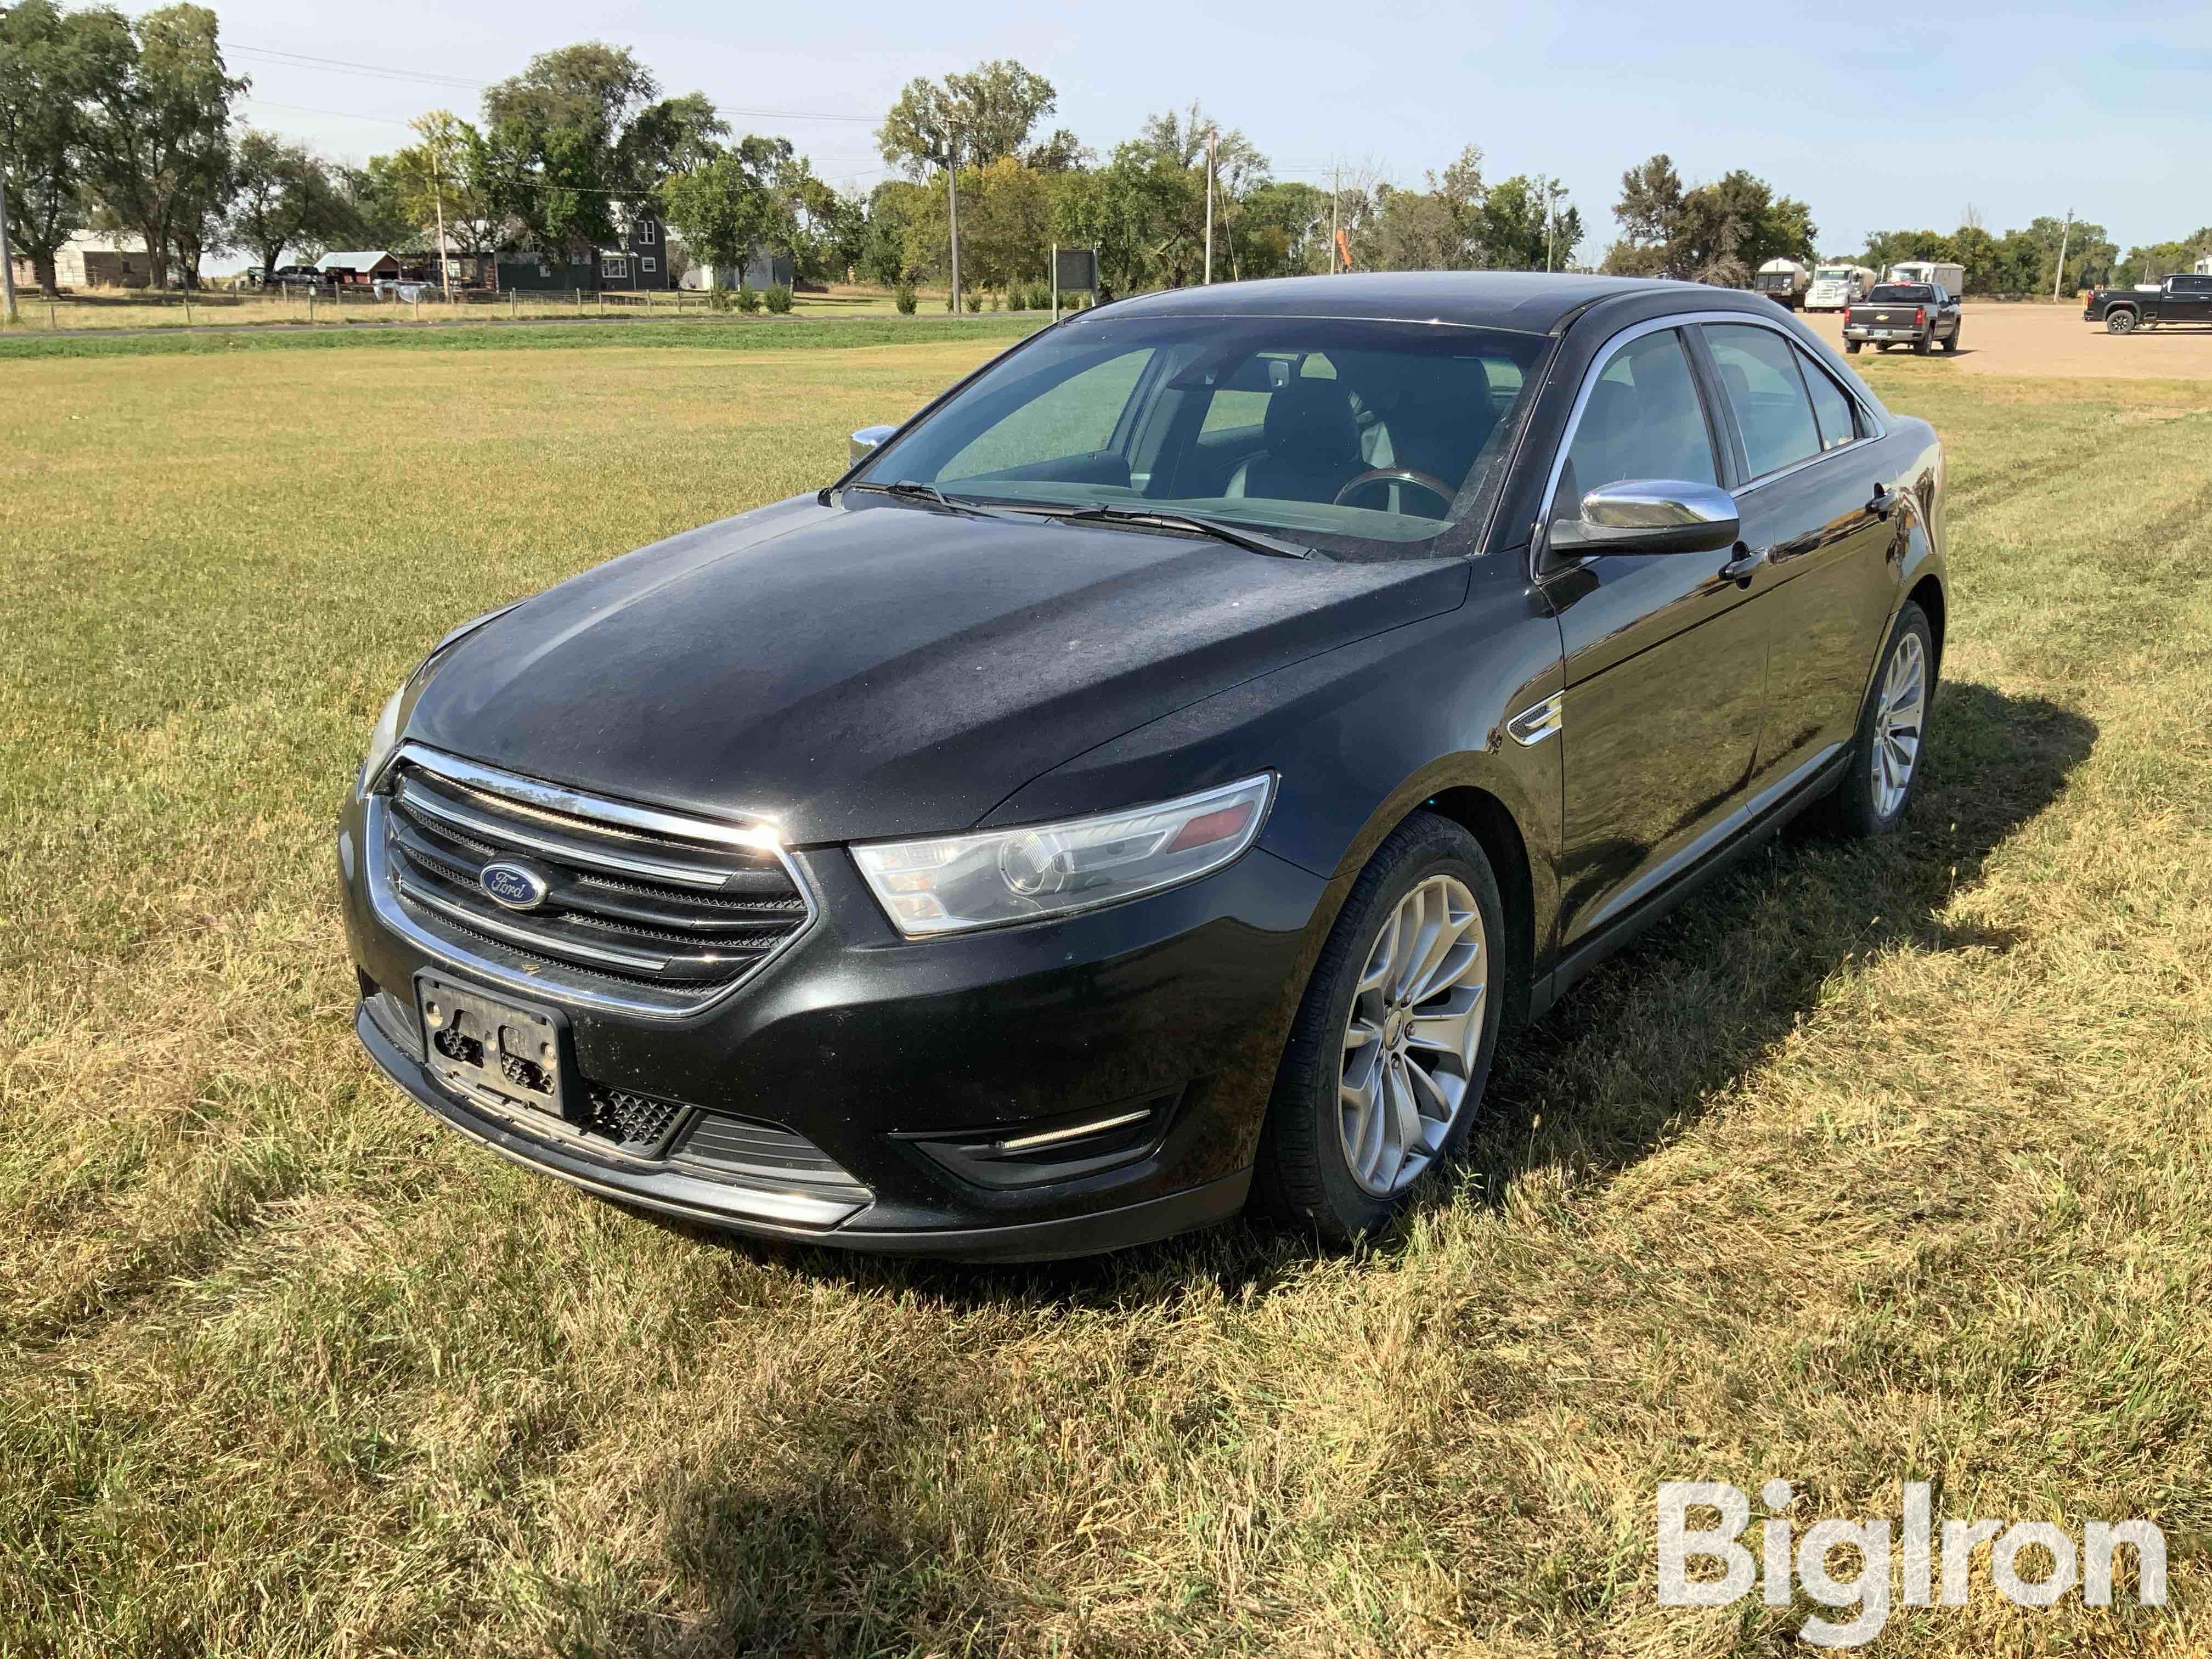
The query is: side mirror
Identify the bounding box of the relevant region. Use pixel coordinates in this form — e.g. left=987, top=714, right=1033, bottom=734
left=848, top=424, right=897, bottom=467
left=1551, top=479, right=1741, bottom=556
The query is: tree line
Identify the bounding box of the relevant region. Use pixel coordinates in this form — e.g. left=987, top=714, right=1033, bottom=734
left=1855, top=218, right=2210, bottom=295
left=7, top=16, right=2203, bottom=302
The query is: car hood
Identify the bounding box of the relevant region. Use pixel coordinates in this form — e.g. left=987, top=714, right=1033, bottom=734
left=403, top=494, right=1471, bottom=843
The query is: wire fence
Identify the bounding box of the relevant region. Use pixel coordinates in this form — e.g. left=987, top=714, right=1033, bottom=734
left=2, top=284, right=940, bottom=332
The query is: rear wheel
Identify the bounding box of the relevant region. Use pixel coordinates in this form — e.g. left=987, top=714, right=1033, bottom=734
left=2107, top=308, right=2137, bottom=335
left=1943, top=324, right=1961, bottom=353
left=1846, top=340, right=1863, bottom=354
left=1911, top=335, right=1932, bottom=355
left=1827, top=601, right=1935, bottom=838
left=1254, top=813, right=1504, bottom=1243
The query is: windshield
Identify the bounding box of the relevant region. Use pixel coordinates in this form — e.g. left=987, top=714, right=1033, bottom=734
left=1867, top=285, right=1936, bottom=303
left=1815, top=268, right=1854, bottom=281
left=849, top=313, right=1553, bottom=560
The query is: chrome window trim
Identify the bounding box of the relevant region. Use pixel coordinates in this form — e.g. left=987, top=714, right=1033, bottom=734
left=364, top=746, right=821, bottom=1022
left=1531, top=308, right=1888, bottom=567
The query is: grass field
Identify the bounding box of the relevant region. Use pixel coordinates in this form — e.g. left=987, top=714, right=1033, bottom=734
left=3, top=332, right=2210, bottom=1656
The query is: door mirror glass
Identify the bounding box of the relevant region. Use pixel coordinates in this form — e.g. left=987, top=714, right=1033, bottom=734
left=1552, top=479, right=1740, bottom=555
left=848, top=424, right=897, bottom=466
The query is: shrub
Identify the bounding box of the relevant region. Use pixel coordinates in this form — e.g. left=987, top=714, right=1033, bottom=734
left=894, top=282, right=918, bottom=315
left=735, top=283, right=762, bottom=313
left=965, top=290, right=983, bottom=312
left=764, top=283, right=793, bottom=314
left=1007, top=286, right=1026, bottom=312
left=988, top=290, right=1001, bottom=311
left=706, top=285, right=735, bottom=313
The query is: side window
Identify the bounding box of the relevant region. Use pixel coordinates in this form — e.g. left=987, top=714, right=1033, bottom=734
left=1703, top=324, right=1821, bottom=478
left=1796, top=348, right=1860, bottom=452
left=940, top=349, right=1154, bottom=480
left=1556, top=329, right=1717, bottom=514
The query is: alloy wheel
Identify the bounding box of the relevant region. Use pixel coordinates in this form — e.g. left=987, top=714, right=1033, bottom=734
left=1337, top=874, right=1488, bottom=1197
left=1872, top=631, right=1927, bottom=817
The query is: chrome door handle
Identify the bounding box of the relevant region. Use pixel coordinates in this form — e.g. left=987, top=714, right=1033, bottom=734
left=1718, top=545, right=1767, bottom=585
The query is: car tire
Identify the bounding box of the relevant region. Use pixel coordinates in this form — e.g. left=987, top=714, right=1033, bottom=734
left=1912, top=335, right=1932, bottom=355
left=1943, top=325, right=1961, bottom=353
left=2107, top=309, right=2137, bottom=335
left=1826, top=601, right=1936, bottom=839
left=1846, top=341, right=1863, bottom=354
left=1253, top=812, right=1505, bottom=1243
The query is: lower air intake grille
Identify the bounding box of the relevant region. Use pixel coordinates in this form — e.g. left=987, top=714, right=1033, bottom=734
left=584, top=1085, right=687, bottom=1152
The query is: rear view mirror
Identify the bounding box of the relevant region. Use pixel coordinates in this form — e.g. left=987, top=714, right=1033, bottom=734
left=848, top=424, right=896, bottom=466
left=1551, top=479, right=1741, bottom=556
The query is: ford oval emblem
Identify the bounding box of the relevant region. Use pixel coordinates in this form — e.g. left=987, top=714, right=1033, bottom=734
left=479, top=860, right=551, bottom=911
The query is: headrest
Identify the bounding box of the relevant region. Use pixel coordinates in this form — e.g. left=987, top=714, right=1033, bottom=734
left=1263, top=376, right=1359, bottom=462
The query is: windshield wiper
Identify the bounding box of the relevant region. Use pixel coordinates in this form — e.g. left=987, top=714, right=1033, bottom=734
left=848, top=479, right=1006, bottom=518
left=1051, top=504, right=1312, bottom=560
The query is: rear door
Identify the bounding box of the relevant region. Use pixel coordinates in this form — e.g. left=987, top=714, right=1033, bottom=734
left=1699, top=321, right=1899, bottom=812
left=1542, top=323, right=1773, bottom=949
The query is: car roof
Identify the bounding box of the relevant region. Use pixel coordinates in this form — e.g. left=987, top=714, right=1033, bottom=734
left=1092, top=271, right=1776, bottom=335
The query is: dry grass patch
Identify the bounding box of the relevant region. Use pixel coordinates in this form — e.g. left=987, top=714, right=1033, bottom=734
left=3, top=347, right=2209, bottom=1656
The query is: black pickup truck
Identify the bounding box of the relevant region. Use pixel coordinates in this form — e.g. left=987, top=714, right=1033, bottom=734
left=2082, top=273, right=2212, bottom=333
left=1841, top=283, right=1962, bottom=355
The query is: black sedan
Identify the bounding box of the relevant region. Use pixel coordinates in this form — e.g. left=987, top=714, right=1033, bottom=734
left=339, top=272, right=1946, bottom=1259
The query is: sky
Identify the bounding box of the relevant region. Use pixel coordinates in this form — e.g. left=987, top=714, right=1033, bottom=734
left=210, top=0, right=2209, bottom=262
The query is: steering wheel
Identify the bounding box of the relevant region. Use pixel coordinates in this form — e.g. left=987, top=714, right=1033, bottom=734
left=1331, top=467, right=1455, bottom=515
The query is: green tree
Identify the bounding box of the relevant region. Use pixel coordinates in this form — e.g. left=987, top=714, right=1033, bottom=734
left=876, top=59, right=1057, bottom=178
left=0, top=0, right=104, bottom=296
left=481, top=43, right=723, bottom=254
left=1480, top=173, right=1581, bottom=270
left=75, top=3, right=244, bottom=289
left=225, top=129, right=351, bottom=274
left=655, top=137, right=798, bottom=287
left=381, top=111, right=504, bottom=262
left=1603, top=156, right=1810, bottom=284
left=859, top=178, right=926, bottom=284
left=1368, top=146, right=1486, bottom=271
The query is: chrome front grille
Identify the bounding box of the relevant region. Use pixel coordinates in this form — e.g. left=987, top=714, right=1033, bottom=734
left=375, top=745, right=812, bottom=1008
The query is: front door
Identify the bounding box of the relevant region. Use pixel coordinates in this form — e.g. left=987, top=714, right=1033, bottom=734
left=1541, top=325, right=1774, bottom=950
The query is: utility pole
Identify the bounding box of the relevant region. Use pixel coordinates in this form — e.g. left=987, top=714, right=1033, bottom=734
left=1203, top=127, right=1216, bottom=284
left=1544, top=180, right=1556, bottom=273
left=945, top=126, right=961, bottom=314
left=2052, top=207, right=2074, bottom=302
left=432, top=148, right=452, bottom=301
left=0, top=167, right=19, bottom=325
left=1329, top=163, right=1339, bottom=274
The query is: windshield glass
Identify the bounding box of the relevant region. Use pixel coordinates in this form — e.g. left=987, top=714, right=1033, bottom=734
left=1816, top=268, right=1853, bottom=281
left=1867, top=285, right=1935, bottom=303
left=850, top=313, right=1553, bottom=560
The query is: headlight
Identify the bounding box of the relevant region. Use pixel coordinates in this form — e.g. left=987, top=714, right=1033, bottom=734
left=853, top=774, right=1274, bottom=938
left=354, top=602, right=524, bottom=797
left=357, top=686, right=405, bottom=795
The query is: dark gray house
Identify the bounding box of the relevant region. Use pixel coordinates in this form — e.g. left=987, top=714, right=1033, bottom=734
left=599, top=213, right=676, bottom=292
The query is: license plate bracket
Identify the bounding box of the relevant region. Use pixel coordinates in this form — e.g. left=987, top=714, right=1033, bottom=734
left=415, top=972, right=568, bottom=1123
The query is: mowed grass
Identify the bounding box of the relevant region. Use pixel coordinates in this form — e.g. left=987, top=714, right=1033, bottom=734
left=2, top=338, right=2210, bottom=1656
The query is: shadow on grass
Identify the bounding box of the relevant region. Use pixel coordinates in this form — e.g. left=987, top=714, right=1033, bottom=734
left=577, top=682, right=2093, bottom=1654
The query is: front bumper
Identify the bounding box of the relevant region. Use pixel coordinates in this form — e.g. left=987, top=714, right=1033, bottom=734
left=339, top=788, right=1330, bottom=1260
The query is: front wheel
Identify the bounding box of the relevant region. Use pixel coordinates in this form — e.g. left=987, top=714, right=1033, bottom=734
left=1254, top=813, right=1504, bottom=1242
left=1827, top=601, right=1936, bottom=838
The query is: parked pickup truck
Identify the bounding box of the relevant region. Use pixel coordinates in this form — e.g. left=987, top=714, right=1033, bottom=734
left=2082, top=273, right=2212, bottom=333
left=1841, top=283, right=1962, bottom=355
